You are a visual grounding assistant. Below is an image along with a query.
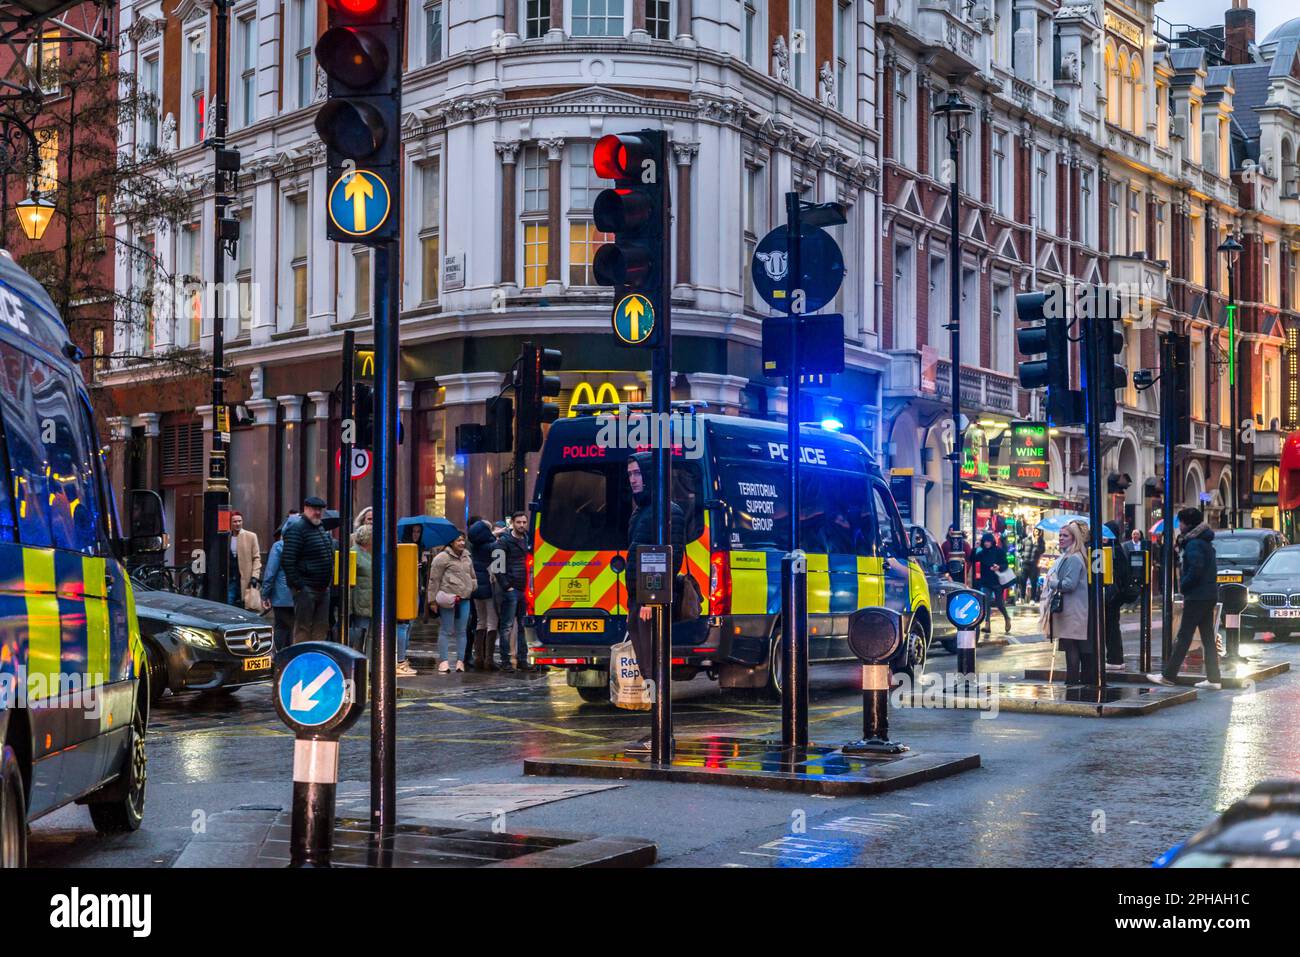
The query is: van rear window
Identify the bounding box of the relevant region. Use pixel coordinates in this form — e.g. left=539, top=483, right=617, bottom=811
left=719, top=461, right=875, bottom=555
left=540, top=461, right=703, bottom=552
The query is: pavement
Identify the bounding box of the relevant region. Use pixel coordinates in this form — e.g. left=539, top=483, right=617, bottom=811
left=26, top=605, right=1300, bottom=868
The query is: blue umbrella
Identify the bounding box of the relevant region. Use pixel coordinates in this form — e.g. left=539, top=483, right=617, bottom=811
left=397, top=516, right=462, bottom=549
left=1036, top=513, right=1115, bottom=539
left=1149, top=516, right=1181, bottom=536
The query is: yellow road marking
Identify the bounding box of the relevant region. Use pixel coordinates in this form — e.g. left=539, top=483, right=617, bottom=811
left=423, top=700, right=606, bottom=740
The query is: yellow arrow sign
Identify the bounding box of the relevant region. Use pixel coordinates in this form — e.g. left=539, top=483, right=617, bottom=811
left=344, top=173, right=374, bottom=232
left=624, top=296, right=644, bottom=340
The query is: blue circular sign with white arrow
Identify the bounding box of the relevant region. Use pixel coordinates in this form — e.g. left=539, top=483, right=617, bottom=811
left=750, top=224, right=845, bottom=315
left=945, top=589, right=987, bottom=630
left=278, top=651, right=349, bottom=729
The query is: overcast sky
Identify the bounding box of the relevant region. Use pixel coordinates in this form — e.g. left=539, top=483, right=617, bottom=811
left=1157, top=0, right=1292, bottom=38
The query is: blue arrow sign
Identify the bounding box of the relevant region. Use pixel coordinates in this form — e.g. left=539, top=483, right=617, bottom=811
left=946, top=592, right=984, bottom=630
left=278, top=651, right=348, bottom=728
left=612, top=293, right=655, bottom=345
left=328, top=170, right=392, bottom=238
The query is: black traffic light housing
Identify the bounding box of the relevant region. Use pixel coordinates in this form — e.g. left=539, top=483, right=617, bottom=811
left=354, top=382, right=375, bottom=450
left=592, top=130, right=669, bottom=347
left=316, top=0, right=401, bottom=243
left=516, top=344, right=563, bottom=454
left=1016, top=292, right=1084, bottom=426
left=1164, top=331, right=1192, bottom=446
left=1095, top=313, right=1127, bottom=424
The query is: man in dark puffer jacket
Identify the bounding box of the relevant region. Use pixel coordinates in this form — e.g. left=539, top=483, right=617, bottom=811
left=282, top=495, right=336, bottom=644
left=1148, top=507, right=1221, bottom=689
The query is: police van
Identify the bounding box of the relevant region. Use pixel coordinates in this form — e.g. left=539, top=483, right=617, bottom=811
left=527, top=407, right=932, bottom=701
left=0, top=254, right=159, bottom=867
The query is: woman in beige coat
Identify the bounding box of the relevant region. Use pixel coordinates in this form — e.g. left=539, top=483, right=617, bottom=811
left=427, top=533, right=476, bottom=673
left=1040, top=521, right=1092, bottom=685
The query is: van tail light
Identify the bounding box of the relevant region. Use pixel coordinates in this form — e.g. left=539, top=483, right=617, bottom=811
left=525, top=551, right=535, bottom=615
left=708, top=552, right=730, bottom=616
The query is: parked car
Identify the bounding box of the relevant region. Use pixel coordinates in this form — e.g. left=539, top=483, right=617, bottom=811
left=133, top=585, right=274, bottom=705
left=1241, top=544, right=1300, bottom=642
left=1213, top=528, right=1286, bottom=589
left=1155, top=779, right=1300, bottom=867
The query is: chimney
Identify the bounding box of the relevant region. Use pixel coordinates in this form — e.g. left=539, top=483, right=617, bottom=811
left=1224, top=0, right=1255, bottom=65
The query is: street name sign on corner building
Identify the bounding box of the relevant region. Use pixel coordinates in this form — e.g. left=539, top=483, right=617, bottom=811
left=327, top=169, right=392, bottom=239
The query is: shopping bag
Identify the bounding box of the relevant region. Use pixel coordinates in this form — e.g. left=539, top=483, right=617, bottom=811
left=996, top=568, right=1016, bottom=586
left=243, top=585, right=265, bottom=612
left=609, top=639, right=653, bottom=710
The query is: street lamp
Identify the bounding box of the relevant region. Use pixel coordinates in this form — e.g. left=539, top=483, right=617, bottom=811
left=1218, top=234, right=1243, bottom=528
left=16, top=192, right=55, bottom=241
left=933, top=85, right=974, bottom=567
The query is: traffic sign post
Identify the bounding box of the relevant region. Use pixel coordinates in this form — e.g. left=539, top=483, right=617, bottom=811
left=274, top=642, right=368, bottom=867
left=1132, top=549, right=1151, bottom=674
left=339, top=331, right=356, bottom=651
left=842, top=608, right=907, bottom=756
left=1219, top=582, right=1249, bottom=665
left=945, top=588, right=987, bottom=684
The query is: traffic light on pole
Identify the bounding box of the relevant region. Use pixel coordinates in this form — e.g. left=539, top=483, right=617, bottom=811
left=1166, top=331, right=1192, bottom=445
left=316, top=0, right=400, bottom=242
left=353, top=382, right=375, bottom=450
left=592, top=131, right=668, bottom=347
left=515, top=345, right=563, bottom=453
left=1095, top=311, right=1127, bottom=424
left=1016, top=291, right=1083, bottom=426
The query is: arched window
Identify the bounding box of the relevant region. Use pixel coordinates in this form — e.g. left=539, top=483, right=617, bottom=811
left=1130, top=57, right=1143, bottom=132
left=1119, top=50, right=1132, bottom=131
left=1105, top=42, right=1120, bottom=125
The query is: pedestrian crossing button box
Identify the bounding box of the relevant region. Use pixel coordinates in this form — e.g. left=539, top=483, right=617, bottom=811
left=274, top=642, right=368, bottom=741
left=847, top=607, right=902, bottom=663
left=636, top=546, right=672, bottom=606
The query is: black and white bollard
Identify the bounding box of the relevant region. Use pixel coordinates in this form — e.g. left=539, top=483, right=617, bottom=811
left=274, top=642, right=368, bottom=868
left=842, top=608, right=908, bottom=755
left=1219, top=582, right=1249, bottom=666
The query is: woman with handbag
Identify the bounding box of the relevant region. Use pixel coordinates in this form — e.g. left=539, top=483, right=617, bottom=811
left=974, top=532, right=1013, bottom=636
left=427, top=532, right=476, bottom=674
left=1040, top=521, right=1092, bottom=685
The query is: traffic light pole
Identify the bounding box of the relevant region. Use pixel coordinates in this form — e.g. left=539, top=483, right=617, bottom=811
left=1083, top=309, right=1108, bottom=689
left=781, top=191, right=809, bottom=751
left=202, top=0, right=234, bottom=606
left=339, top=330, right=355, bottom=647
left=1159, top=333, right=1176, bottom=667
left=947, top=128, right=965, bottom=579
left=369, top=243, right=398, bottom=839
left=513, top=344, right=530, bottom=516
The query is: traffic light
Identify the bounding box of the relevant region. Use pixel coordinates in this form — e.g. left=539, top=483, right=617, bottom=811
left=592, top=131, right=669, bottom=347
left=516, top=344, right=563, bottom=453
left=1163, top=331, right=1192, bottom=445
left=353, top=382, right=374, bottom=450
left=485, top=395, right=513, bottom=453
left=1094, top=313, right=1127, bottom=423
left=1016, top=292, right=1083, bottom=426
left=316, top=0, right=400, bottom=242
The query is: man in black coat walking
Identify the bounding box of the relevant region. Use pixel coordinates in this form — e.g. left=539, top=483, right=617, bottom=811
left=1149, top=507, right=1222, bottom=690
left=281, top=495, right=336, bottom=644
left=624, top=450, right=684, bottom=755
left=1104, top=520, right=1135, bottom=672
left=493, top=511, right=533, bottom=671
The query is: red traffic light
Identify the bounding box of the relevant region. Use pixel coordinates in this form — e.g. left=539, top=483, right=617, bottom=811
left=328, top=0, right=382, bottom=14
left=593, top=133, right=659, bottom=182
left=317, top=27, right=390, bottom=87
left=594, top=135, right=630, bottom=179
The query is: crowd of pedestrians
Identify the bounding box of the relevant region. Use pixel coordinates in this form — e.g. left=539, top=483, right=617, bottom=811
left=224, top=495, right=533, bottom=678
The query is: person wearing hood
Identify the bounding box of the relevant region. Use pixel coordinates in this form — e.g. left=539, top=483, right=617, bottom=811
left=973, top=531, right=1012, bottom=636
left=624, top=450, right=685, bottom=755
left=467, top=516, right=499, bottom=670
left=1148, top=507, right=1222, bottom=690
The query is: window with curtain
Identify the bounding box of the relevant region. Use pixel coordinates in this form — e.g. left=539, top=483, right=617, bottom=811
left=289, top=195, right=308, bottom=327
left=521, top=147, right=549, bottom=288
left=567, top=143, right=611, bottom=285
left=420, top=159, right=441, bottom=301
left=180, top=221, right=202, bottom=346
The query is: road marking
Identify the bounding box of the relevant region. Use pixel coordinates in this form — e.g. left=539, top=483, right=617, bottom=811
left=423, top=700, right=606, bottom=739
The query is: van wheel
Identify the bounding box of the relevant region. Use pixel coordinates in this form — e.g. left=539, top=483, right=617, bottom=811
left=0, top=745, right=26, bottom=868
left=897, top=623, right=929, bottom=683
left=575, top=684, right=609, bottom=704
left=87, top=703, right=147, bottom=834
left=144, top=640, right=166, bottom=707
left=761, top=637, right=783, bottom=702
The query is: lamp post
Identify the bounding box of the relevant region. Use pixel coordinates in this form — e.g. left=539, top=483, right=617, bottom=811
left=1218, top=234, right=1243, bottom=529
left=933, top=86, right=974, bottom=568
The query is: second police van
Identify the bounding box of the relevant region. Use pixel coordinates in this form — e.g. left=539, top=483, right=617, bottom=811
left=0, top=254, right=161, bottom=867
left=527, top=406, right=932, bottom=701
